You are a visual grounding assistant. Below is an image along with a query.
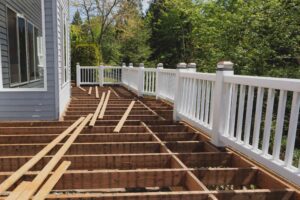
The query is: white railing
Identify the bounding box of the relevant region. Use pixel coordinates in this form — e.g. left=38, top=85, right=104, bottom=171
left=122, top=67, right=139, bottom=93
left=156, top=69, right=176, bottom=102
left=78, top=66, right=99, bottom=85
left=103, top=66, right=122, bottom=84
left=76, top=62, right=300, bottom=186
left=221, top=74, right=300, bottom=187
left=144, top=68, right=157, bottom=95
left=176, top=72, right=216, bottom=135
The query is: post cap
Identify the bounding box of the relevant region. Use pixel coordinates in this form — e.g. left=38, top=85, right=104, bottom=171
left=217, top=61, right=234, bottom=70
left=157, top=63, right=164, bottom=68
left=139, top=63, right=145, bottom=68
left=76, top=62, right=80, bottom=65
left=122, top=62, right=126, bottom=67
left=177, top=62, right=187, bottom=69
left=187, top=63, right=196, bottom=68
left=129, top=63, right=133, bottom=68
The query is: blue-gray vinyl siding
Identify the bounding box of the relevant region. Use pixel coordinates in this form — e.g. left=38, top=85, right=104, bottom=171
left=0, top=0, right=59, bottom=120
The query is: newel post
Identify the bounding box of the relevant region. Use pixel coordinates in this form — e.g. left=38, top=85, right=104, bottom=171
left=211, top=61, right=234, bottom=146
left=76, top=63, right=81, bottom=87
left=173, top=62, right=187, bottom=121
left=137, top=63, right=145, bottom=97
left=156, top=63, right=164, bottom=99
left=99, top=65, right=104, bottom=87
left=121, top=63, right=126, bottom=85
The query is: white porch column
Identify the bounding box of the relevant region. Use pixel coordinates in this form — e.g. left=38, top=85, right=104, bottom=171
left=211, top=61, right=234, bottom=146
left=76, top=63, right=81, bottom=87
left=137, top=63, right=145, bottom=97
left=173, top=62, right=188, bottom=121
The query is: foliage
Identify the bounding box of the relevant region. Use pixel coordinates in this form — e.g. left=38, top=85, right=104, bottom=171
left=72, top=43, right=102, bottom=66
left=145, top=0, right=300, bottom=76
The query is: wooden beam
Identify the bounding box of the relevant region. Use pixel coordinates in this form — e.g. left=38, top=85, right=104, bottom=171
left=99, top=90, right=111, bottom=119
left=9, top=114, right=93, bottom=200
left=138, top=100, right=165, bottom=120
left=78, top=86, right=86, bottom=92
left=32, top=161, right=71, bottom=200
left=109, top=86, right=120, bottom=98
left=6, top=181, right=31, bottom=200
left=95, top=87, right=99, bottom=99
left=114, top=101, right=135, bottom=133
left=0, top=117, right=84, bottom=194
left=89, top=92, right=106, bottom=127
left=88, top=87, right=92, bottom=95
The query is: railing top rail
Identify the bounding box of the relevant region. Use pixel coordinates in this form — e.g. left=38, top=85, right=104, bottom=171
left=158, top=68, right=177, bottom=73
left=144, top=68, right=157, bottom=72
left=179, top=72, right=216, bottom=81
left=224, top=74, right=300, bottom=92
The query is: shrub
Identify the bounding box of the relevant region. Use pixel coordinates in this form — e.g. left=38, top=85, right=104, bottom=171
left=71, top=43, right=102, bottom=80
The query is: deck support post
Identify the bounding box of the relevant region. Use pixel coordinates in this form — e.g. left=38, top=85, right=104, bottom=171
left=76, top=63, right=81, bottom=87
left=99, top=65, right=104, bottom=87
left=173, top=62, right=188, bottom=121
left=156, top=63, right=164, bottom=99
left=211, top=61, right=234, bottom=146
left=137, top=63, right=145, bottom=97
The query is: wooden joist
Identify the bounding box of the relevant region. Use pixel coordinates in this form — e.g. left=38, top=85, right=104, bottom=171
left=7, top=114, right=93, bottom=200
left=32, top=161, right=71, bottom=200
left=114, top=101, right=135, bottom=133
left=88, top=87, right=92, bottom=95
left=89, top=92, right=106, bottom=127
left=0, top=117, right=84, bottom=194
left=99, top=90, right=111, bottom=119
left=95, top=87, right=99, bottom=99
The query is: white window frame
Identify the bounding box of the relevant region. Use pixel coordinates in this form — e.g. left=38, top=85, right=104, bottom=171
left=62, top=12, right=70, bottom=86
left=0, top=0, right=47, bottom=92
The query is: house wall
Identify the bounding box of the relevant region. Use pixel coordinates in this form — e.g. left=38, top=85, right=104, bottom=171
left=57, top=0, right=71, bottom=117
left=0, top=0, right=61, bottom=120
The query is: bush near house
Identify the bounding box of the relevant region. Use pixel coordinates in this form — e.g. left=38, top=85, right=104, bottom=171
left=71, top=43, right=102, bottom=80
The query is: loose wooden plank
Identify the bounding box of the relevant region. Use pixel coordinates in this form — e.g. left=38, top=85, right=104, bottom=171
left=95, top=87, right=99, bottom=99
left=109, top=86, right=120, bottom=98
left=78, top=86, right=86, bottom=92
left=0, top=117, right=84, bottom=194
left=6, top=181, right=31, bottom=200
left=32, top=161, right=71, bottom=200
left=114, top=101, right=136, bottom=133
left=10, top=114, right=93, bottom=200
left=89, top=92, right=106, bottom=127
left=88, top=87, right=92, bottom=95
left=99, top=90, right=111, bottom=119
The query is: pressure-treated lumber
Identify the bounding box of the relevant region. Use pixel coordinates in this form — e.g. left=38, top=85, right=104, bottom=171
left=8, top=114, right=93, bottom=200
left=5, top=181, right=31, bottom=200
left=114, top=101, right=135, bottom=133
left=89, top=92, right=106, bottom=127
left=88, top=87, right=92, bottom=95
left=0, top=117, right=84, bottom=194
left=99, top=90, right=111, bottom=119
left=95, top=87, right=99, bottom=98
left=32, top=161, right=71, bottom=200
left=78, top=86, right=86, bottom=92
left=109, top=86, right=120, bottom=98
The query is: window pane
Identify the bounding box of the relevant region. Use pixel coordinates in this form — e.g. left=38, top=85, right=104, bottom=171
left=7, top=8, right=20, bottom=84
left=28, top=23, right=35, bottom=80
left=18, top=17, right=28, bottom=82
left=34, top=28, right=40, bottom=79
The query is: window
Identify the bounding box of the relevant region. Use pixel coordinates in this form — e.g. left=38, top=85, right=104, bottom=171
left=28, top=23, right=35, bottom=80
left=5, top=2, right=45, bottom=89
left=7, top=8, right=19, bottom=84
left=62, top=15, right=69, bottom=84
left=18, top=17, right=28, bottom=83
